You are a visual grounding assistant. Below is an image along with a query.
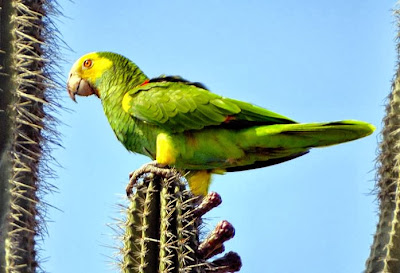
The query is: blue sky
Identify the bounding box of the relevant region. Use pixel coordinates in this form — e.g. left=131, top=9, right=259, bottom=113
left=44, top=1, right=394, bottom=272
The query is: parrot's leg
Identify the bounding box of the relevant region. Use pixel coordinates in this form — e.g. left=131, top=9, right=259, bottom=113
left=186, top=170, right=213, bottom=196
left=156, top=133, right=177, bottom=165
left=126, top=161, right=176, bottom=196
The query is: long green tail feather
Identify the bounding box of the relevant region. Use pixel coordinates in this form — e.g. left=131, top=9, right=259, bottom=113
left=222, top=120, right=375, bottom=172
left=242, top=120, right=375, bottom=149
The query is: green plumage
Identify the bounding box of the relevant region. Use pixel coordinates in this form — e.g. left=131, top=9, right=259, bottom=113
left=127, top=79, right=296, bottom=133
left=69, top=51, right=375, bottom=193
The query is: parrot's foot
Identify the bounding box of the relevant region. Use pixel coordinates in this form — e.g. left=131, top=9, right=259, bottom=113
left=126, top=161, right=176, bottom=196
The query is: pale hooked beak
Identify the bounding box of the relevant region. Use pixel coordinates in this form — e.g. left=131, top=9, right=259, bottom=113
left=67, top=73, right=97, bottom=102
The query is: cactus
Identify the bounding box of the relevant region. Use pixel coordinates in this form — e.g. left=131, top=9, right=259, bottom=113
left=0, top=0, right=61, bottom=272
left=119, top=167, right=242, bottom=273
left=364, top=7, right=400, bottom=273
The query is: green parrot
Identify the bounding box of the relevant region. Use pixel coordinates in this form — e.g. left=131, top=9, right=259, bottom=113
left=67, top=52, right=375, bottom=196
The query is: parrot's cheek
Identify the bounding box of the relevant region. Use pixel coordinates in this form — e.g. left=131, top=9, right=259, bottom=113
left=67, top=75, right=97, bottom=102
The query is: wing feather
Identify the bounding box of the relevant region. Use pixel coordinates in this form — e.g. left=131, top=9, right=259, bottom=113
left=122, top=79, right=296, bottom=133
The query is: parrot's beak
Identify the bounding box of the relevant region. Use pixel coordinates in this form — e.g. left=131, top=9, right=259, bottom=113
left=67, top=73, right=97, bottom=102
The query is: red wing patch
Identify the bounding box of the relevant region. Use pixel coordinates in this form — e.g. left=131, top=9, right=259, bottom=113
left=140, top=79, right=150, bottom=86
left=223, top=115, right=236, bottom=123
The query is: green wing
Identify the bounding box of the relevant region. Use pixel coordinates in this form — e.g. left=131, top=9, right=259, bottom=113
left=123, top=78, right=296, bottom=133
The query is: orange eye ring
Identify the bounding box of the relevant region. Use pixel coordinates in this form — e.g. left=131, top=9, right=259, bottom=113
left=83, top=59, right=93, bottom=68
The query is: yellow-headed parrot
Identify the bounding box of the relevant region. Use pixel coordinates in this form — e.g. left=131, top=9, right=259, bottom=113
left=67, top=52, right=375, bottom=196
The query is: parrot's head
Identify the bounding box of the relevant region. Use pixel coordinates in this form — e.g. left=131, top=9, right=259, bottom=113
left=67, top=52, right=114, bottom=102
left=68, top=52, right=148, bottom=102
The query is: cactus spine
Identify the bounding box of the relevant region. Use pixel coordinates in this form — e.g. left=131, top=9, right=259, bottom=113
left=0, top=0, right=60, bottom=272
left=121, top=172, right=203, bottom=273
left=120, top=169, right=241, bottom=273
left=365, top=7, right=400, bottom=273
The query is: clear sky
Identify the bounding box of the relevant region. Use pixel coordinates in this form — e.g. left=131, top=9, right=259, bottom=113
left=44, top=1, right=394, bottom=272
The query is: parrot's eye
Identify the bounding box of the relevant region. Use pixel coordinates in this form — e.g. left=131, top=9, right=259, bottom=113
left=83, top=59, right=93, bottom=68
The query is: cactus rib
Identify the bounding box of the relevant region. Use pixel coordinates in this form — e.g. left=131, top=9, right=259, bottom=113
left=120, top=169, right=242, bottom=273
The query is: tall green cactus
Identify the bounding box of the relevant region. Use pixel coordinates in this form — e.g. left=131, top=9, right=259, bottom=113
left=365, top=7, right=400, bottom=273
left=0, top=0, right=60, bottom=272
left=120, top=168, right=242, bottom=273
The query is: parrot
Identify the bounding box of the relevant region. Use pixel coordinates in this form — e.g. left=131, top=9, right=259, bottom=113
left=67, top=51, right=375, bottom=196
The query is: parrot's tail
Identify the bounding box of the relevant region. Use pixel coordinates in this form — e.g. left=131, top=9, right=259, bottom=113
left=240, top=120, right=375, bottom=149
left=224, top=120, right=374, bottom=172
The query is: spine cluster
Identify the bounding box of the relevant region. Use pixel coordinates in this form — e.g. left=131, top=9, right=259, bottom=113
left=0, top=1, right=61, bottom=272
left=365, top=8, right=400, bottom=273
left=120, top=171, right=241, bottom=273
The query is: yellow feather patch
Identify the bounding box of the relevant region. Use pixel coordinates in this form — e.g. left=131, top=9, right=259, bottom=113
left=187, top=170, right=212, bottom=196
left=212, top=168, right=226, bottom=175
left=84, top=53, right=112, bottom=82
left=122, top=93, right=132, bottom=113
left=156, top=133, right=177, bottom=165
left=70, top=52, right=113, bottom=85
